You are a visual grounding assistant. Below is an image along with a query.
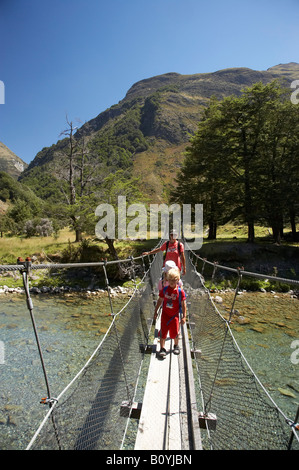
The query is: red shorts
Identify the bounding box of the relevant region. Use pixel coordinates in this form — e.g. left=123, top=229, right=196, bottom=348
left=160, top=312, right=179, bottom=339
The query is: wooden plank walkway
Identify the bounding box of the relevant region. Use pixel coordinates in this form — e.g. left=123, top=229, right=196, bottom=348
left=134, top=313, right=202, bottom=450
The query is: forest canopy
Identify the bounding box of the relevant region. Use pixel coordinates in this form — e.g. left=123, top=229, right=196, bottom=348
left=171, top=81, right=299, bottom=243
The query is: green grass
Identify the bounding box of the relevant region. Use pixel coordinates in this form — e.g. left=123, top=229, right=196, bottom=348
left=0, top=228, right=75, bottom=265
left=205, top=223, right=299, bottom=248
left=0, top=229, right=148, bottom=263
left=0, top=223, right=298, bottom=290
left=0, top=228, right=157, bottom=288
left=206, top=277, right=292, bottom=293
left=0, top=223, right=298, bottom=265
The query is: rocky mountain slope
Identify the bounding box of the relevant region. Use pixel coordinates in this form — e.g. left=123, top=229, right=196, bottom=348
left=19, top=62, right=299, bottom=203
left=0, top=142, right=27, bottom=179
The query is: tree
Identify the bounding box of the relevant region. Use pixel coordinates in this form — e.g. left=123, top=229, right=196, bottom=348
left=23, top=217, right=54, bottom=237
left=283, top=103, right=299, bottom=241
left=6, top=199, right=34, bottom=233
left=254, top=98, right=299, bottom=242
left=58, top=117, right=103, bottom=242
left=0, top=213, right=16, bottom=237
left=173, top=81, right=299, bottom=243
left=93, top=170, right=146, bottom=275
left=171, top=98, right=232, bottom=239
left=234, top=81, right=290, bottom=242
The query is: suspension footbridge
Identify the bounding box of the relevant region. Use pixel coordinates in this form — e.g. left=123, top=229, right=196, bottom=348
left=0, top=243, right=298, bottom=451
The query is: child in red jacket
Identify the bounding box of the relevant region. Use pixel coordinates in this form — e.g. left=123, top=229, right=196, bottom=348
left=154, top=268, right=186, bottom=357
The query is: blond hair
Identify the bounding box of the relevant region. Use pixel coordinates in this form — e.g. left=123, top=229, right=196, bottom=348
left=167, top=267, right=180, bottom=282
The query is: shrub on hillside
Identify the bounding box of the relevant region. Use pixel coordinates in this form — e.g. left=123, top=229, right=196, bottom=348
left=23, top=218, right=53, bottom=237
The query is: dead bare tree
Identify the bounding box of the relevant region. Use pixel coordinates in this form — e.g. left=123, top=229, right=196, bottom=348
left=58, top=116, right=103, bottom=242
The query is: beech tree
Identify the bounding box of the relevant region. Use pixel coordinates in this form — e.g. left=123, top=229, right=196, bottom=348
left=255, top=98, right=299, bottom=242
left=172, top=81, right=299, bottom=243
left=172, top=98, right=233, bottom=239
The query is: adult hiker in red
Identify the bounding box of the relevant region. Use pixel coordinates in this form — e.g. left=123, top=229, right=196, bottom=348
left=142, top=229, right=186, bottom=275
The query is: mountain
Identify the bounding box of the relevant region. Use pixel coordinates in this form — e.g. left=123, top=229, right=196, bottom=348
left=0, top=142, right=28, bottom=179
left=0, top=170, right=43, bottom=208
left=266, top=62, right=299, bottom=81
left=19, top=62, right=299, bottom=203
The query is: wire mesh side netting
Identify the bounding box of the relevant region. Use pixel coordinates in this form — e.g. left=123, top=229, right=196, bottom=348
left=183, top=250, right=298, bottom=450
left=22, top=245, right=299, bottom=450
left=29, top=253, right=163, bottom=450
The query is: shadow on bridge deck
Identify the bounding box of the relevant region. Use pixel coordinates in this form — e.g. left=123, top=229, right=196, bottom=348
left=134, top=313, right=202, bottom=450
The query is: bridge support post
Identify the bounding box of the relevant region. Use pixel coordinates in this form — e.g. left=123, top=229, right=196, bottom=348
left=198, top=412, right=217, bottom=430
left=120, top=401, right=142, bottom=419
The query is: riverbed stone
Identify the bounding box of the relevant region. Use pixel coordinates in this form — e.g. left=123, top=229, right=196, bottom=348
left=236, top=316, right=250, bottom=325
left=278, top=388, right=296, bottom=398
left=250, top=326, right=265, bottom=333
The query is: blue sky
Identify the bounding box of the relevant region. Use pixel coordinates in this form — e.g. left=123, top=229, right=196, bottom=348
left=0, top=0, right=298, bottom=164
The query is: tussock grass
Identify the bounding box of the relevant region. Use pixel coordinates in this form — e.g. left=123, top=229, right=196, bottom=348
left=0, top=223, right=298, bottom=267
left=0, top=228, right=76, bottom=265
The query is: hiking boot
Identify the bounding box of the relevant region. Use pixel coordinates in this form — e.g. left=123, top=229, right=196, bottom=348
left=173, top=345, right=180, bottom=355
left=159, top=348, right=167, bottom=358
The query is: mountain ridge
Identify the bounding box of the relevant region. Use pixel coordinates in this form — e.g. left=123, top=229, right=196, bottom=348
left=15, top=62, right=299, bottom=202
left=0, top=142, right=28, bottom=179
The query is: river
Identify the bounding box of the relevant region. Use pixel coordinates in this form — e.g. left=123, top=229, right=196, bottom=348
left=0, top=289, right=298, bottom=450
left=0, top=292, right=128, bottom=450
left=215, top=290, right=299, bottom=423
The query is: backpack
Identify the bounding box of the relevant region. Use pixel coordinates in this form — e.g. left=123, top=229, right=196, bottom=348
left=163, top=240, right=182, bottom=262
left=162, top=285, right=182, bottom=314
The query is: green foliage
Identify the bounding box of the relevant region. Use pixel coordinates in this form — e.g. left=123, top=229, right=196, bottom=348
left=60, top=239, right=105, bottom=263
left=18, top=166, right=67, bottom=204
left=206, top=276, right=292, bottom=293
left=0, top=213, right=17, bottom=235
left=139, top=88, right=180, bottom=139
left=7, top=198, right=33, bottom=223
left=172, top=81, right=299, bottom=243
left=0, top=172, right=50, bottom=235
left=89, top=102, right=149, bottom=170
left=100, top=169, right=146, bottom=204
left=94, top=170, right=149, bottom=243
left=0, top=171, right=43, bottom=208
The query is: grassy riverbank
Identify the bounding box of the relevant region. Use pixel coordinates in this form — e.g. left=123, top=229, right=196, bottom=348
left=0, top=228, right=154, bottom=290
left=0, top=227, right=152, bottom=265
left=0, top=224, right=298, bottom=290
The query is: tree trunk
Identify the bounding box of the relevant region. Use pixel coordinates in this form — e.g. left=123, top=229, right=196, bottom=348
left=271, top=211, right=284, bottom=244
left=242, top=130, right=255, bottom=244
left=247, top=221, right=255, bottom=243
left=104, top=237, right=127, bottom=279
left=208, top=220, right=217, bottom=240
left=75, top=229, right=82, bottom=243
left=290, top=208, right=297, bottom=241
left=272, top=225, right=281, bottom=244
left=104, top=237, right=119, bottom=260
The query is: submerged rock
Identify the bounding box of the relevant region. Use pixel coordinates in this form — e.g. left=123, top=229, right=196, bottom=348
left=236, top=316, right=250, bottom=325
left=250, top=326, right=265, bottom=333
left=277, top=388, right=296, bottom=398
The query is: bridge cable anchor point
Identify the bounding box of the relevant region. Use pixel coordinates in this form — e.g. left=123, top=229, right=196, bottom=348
left=40, top=397, right=58, bottom=406
left=198, top=411, right=217, bottom=430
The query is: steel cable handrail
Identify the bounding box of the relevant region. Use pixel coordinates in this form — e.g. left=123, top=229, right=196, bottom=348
left=0, top=254, right=146, bottom=273
left=185, top=243, right=299, bottom=447
left=6, top=237, right=297, bottom=449
left=25, top=256, right=153, bottom=450
left=184, top=241, right=299, bottom=287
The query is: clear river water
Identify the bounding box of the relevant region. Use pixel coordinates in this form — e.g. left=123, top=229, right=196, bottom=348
left=0, top=290, right=298, bottom=450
